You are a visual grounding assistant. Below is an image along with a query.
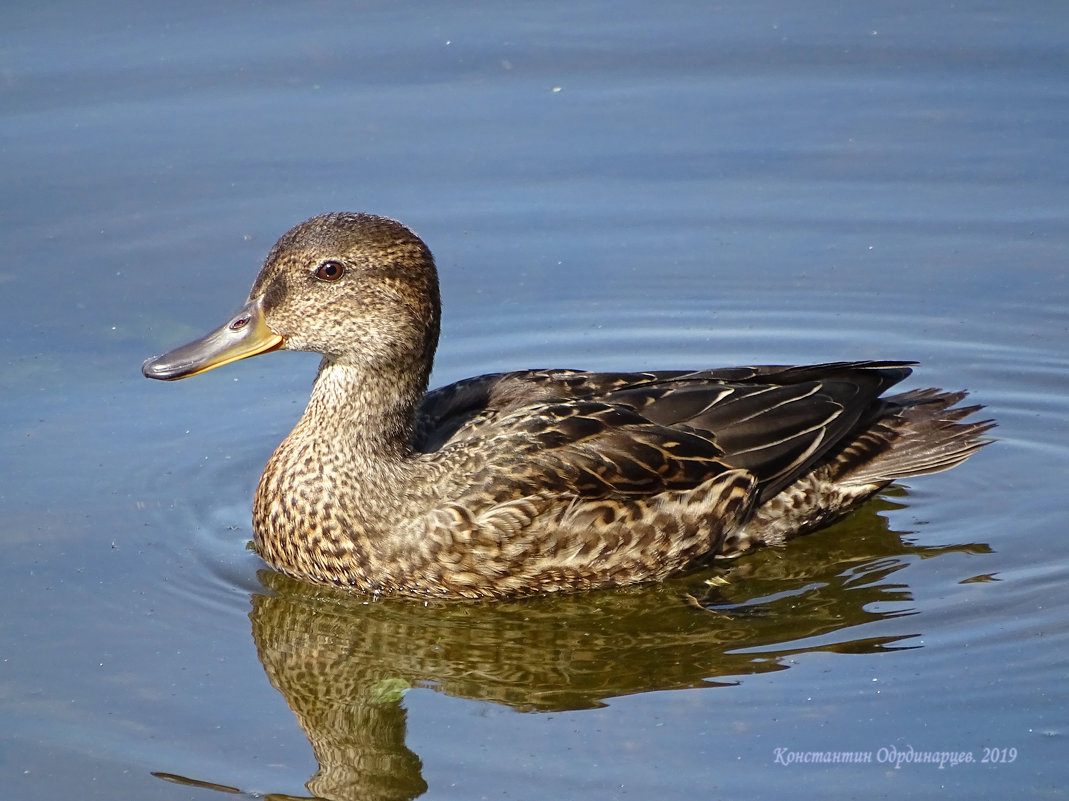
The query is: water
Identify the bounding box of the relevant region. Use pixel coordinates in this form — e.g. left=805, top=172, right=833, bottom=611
left=3, top=2, right=1068, bottom=799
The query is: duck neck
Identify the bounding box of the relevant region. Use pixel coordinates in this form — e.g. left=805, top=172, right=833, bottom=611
left=295, top=358, right=425, bottom=463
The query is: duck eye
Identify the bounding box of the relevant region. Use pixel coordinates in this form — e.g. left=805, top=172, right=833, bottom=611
left=315, top=260, right=345, bottom=281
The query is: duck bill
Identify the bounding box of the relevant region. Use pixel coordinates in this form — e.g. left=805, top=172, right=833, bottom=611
left=142, top=296, right=284, bottom=381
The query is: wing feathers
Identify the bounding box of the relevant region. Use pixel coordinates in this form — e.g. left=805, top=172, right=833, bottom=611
left=415, top=362, right=987, bottom=505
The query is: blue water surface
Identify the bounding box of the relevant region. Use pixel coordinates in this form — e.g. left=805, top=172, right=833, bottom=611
left=2, top=2, right=1067, bottom=800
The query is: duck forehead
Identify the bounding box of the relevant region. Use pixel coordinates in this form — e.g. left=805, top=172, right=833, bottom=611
left=249, top=224, right=341, bottom=295
left=248, top=249, right=309, bottom=301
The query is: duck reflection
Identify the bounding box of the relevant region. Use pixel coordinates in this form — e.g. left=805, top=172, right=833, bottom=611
left=162, top=496, right=990, bottom=800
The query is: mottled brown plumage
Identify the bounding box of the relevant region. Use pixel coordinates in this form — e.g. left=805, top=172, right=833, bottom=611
left=143, top=213, right=994, bottom=598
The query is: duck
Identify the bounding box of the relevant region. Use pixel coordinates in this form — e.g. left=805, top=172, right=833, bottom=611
left=143, top=212, right=993, bottom=599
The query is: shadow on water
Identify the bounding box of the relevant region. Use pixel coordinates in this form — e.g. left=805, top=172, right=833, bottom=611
left=154, top=493, right=990, bottom=801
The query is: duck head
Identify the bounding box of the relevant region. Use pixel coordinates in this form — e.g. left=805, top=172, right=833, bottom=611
left=142, top=213, right=441, bottom=387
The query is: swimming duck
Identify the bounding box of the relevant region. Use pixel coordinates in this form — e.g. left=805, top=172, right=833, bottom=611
left=143, top=213, right=992, bottom=599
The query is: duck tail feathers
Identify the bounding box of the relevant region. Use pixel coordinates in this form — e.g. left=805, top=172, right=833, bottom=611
left=836, top=389, right=995, bottom=486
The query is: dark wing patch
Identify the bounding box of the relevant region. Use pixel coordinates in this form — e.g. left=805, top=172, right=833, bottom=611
left=417, top=361, right=920, bottom=502
left=473, top=400, right=733, bottom=502
left=599, top=363, right=916, bottom=499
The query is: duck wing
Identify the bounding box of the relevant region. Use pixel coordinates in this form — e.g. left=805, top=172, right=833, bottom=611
left=600, top=361, right=915, bottom=499
left=415, top=361, right=918, bottom=503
